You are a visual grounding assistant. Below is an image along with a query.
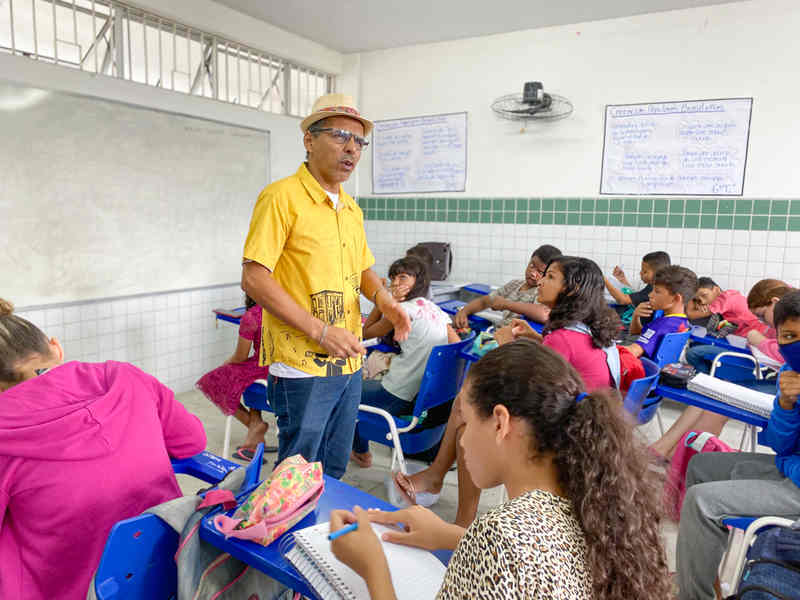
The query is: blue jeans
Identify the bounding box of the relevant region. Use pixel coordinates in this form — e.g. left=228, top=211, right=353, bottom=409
left=352, top=380, right=412, bottom=454
left=268, top=370, right=362, bottom=479
left=686, top=344, right=727, bottom=374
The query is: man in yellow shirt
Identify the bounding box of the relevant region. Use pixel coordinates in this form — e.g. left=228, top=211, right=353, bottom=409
left=242, top=93, right=410, bottom=478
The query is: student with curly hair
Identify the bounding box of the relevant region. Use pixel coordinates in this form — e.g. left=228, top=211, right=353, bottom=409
left=328, top=339, right=671, bottom=600
left=396, top=256, right=622, bottom=526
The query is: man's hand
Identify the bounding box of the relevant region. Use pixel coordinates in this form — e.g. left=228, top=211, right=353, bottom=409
left=779, top=370, right=800, bottom=411
left=633, top=301, right=654, bottom=321
left=330, top=507, right=390, bottom=581
left=320, top=325, right=367, bottom=359
left=453, top=308, right=469, bottom=329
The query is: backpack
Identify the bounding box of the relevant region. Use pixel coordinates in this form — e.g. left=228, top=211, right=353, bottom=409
left=726, top=521, right=800, bottom=599
left=663, top=430, right=735, bottom=521
left=564, top=323, right=644, bottom=394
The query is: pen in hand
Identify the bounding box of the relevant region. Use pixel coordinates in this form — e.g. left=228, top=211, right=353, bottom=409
left=328, top=522, right=359, bottom=541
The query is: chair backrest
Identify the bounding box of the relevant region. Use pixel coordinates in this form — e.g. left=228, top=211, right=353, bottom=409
left=242, top=380, right=270, bottom=412
left=622, top=357, right=660, bottom=419
left=654, top=330, right=692, bottom=367
left=242, top=442, right=264, bottom=490
left=710, top=352, right=761, bottom=384
left=95, top=451, right=248, bottom=599
left=94, top=513, right=179, bottom=600
left=413, top=333, right=475, bottom=417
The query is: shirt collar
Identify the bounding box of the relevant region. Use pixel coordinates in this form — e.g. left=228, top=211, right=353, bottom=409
left=297, top=163, right=355, bottom=211
left=665, top=313, right=688, bottom=318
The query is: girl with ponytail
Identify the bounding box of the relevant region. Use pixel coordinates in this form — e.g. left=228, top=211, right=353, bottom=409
left=327, top=339, right=671, bottom=600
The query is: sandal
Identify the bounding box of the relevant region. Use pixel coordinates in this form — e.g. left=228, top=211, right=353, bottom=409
left=234, top=445, right=276, bottom=462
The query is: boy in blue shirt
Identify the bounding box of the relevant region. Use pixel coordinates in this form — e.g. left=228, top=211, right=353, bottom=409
left=676, top=290, right=800, bottom=600
left=623, top=265, right=697, bottom=360
left=606, top=250, right=671, bottom=312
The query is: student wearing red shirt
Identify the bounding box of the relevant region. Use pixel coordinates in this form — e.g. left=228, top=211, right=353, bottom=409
left=394, top=256, right=621, bottom=527
left=686, top=277, right=770, bottom=374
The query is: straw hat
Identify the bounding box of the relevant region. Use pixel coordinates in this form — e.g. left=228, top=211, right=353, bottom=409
left=300, top=93, right=373, bottom=136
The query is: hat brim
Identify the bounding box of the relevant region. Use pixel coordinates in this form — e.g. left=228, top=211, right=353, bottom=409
left=300, top=111, right=373, bottom=136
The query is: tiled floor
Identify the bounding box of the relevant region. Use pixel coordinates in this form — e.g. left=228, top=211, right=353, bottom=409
left=176, top=388, right=772, bottom=574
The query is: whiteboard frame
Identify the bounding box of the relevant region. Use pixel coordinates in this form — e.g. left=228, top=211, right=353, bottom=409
left=599, top=97, right=753, bottom=196
left=371, top=111, right=468, bottom=195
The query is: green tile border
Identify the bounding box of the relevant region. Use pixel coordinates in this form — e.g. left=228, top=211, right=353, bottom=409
left=357, top=196, right=800, bottom=231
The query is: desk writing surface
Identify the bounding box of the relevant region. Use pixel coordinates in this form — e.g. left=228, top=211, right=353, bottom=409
left=655, top=384, right=768, bottom=429
left=199, top=475, right=448, bottom=596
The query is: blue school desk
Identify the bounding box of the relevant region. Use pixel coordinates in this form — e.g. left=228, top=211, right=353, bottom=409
left=437, top=299, right=493, bottom=331
left=654, top=383, right=769, bottom=451
left=214, top=306, right=246, bottom=326
left=688, top=332, right=749, bottom=355
left=461, top=283, right=491, bottom=296
left=198, top=475, right=449, bottom=596
left=654, top=384, right=768, bottom=430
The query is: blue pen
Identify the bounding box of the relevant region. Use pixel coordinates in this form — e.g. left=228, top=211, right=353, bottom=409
left=327, top=522, right=358, bottom=541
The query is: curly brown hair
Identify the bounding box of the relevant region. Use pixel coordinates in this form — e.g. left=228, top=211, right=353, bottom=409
left=543, top=256, right=621, bottom=348
left=466, top=339, right=671, bottom=600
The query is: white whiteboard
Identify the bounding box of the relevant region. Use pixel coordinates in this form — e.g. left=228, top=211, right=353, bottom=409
left=600, top=98, right=752, bottom=196
left=372, top=112, right=467, bottom=194
left=0, top=81, right=269, bottom=307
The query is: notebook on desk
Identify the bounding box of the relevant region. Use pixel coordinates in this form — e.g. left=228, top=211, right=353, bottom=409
left=285, top=521, right=445, bottom=600
left=687, top=372, right=775, bottom=418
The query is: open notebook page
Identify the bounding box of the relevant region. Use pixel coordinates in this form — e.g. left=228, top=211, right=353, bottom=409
left=287, top=521, right=446, bottom=600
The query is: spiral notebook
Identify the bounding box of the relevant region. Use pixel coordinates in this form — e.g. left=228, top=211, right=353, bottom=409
left=285, top=521, right=446, bottom=600
left=687, top=372, right=775, bottom=418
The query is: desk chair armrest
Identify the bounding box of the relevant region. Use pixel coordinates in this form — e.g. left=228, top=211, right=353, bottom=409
left=725, top=516, right=795, bottom=591
left=170, top=451, right=240, bottom=484
left=709, top=352, right=761, bottom=379
left=358, top=404, right=418, bottom=475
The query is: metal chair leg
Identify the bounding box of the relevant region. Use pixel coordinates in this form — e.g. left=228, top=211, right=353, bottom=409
left=737, top=425, right=748, bottom=451
left=655, top=407, right=665, bottom=436
left=222, top=414, right=233, bottom=459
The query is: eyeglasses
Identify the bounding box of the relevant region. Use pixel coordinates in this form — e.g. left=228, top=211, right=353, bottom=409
left=310, top=127, right=370, bottom=150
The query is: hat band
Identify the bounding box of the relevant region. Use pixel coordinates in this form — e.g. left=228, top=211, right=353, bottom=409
left=318, top=106, right=361, bottom=117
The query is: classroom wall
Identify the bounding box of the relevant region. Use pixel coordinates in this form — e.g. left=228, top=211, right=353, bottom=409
left=3, top=52, right=309, bottom=393
left=347, top=0, right=800, bottom=293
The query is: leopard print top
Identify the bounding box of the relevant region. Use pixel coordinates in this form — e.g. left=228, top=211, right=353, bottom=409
left=436, top=489, right=592, bottom=599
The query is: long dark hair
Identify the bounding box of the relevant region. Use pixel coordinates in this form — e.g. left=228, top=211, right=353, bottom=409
left=466, top=339, right=670, bottom=600
left=388, top=255, right=430, bottom=301
left=544, top=256, right=620, bottom=348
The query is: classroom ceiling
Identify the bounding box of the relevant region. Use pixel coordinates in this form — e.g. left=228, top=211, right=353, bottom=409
left=213, top=0, right=745, bottom=54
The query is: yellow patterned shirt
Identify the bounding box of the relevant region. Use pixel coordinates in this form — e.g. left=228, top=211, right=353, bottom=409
left=242, top=163, right=374, bottom=377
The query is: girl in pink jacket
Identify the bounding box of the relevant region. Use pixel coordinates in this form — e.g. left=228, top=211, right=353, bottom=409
left=0, top=298, right=206, bottom=600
